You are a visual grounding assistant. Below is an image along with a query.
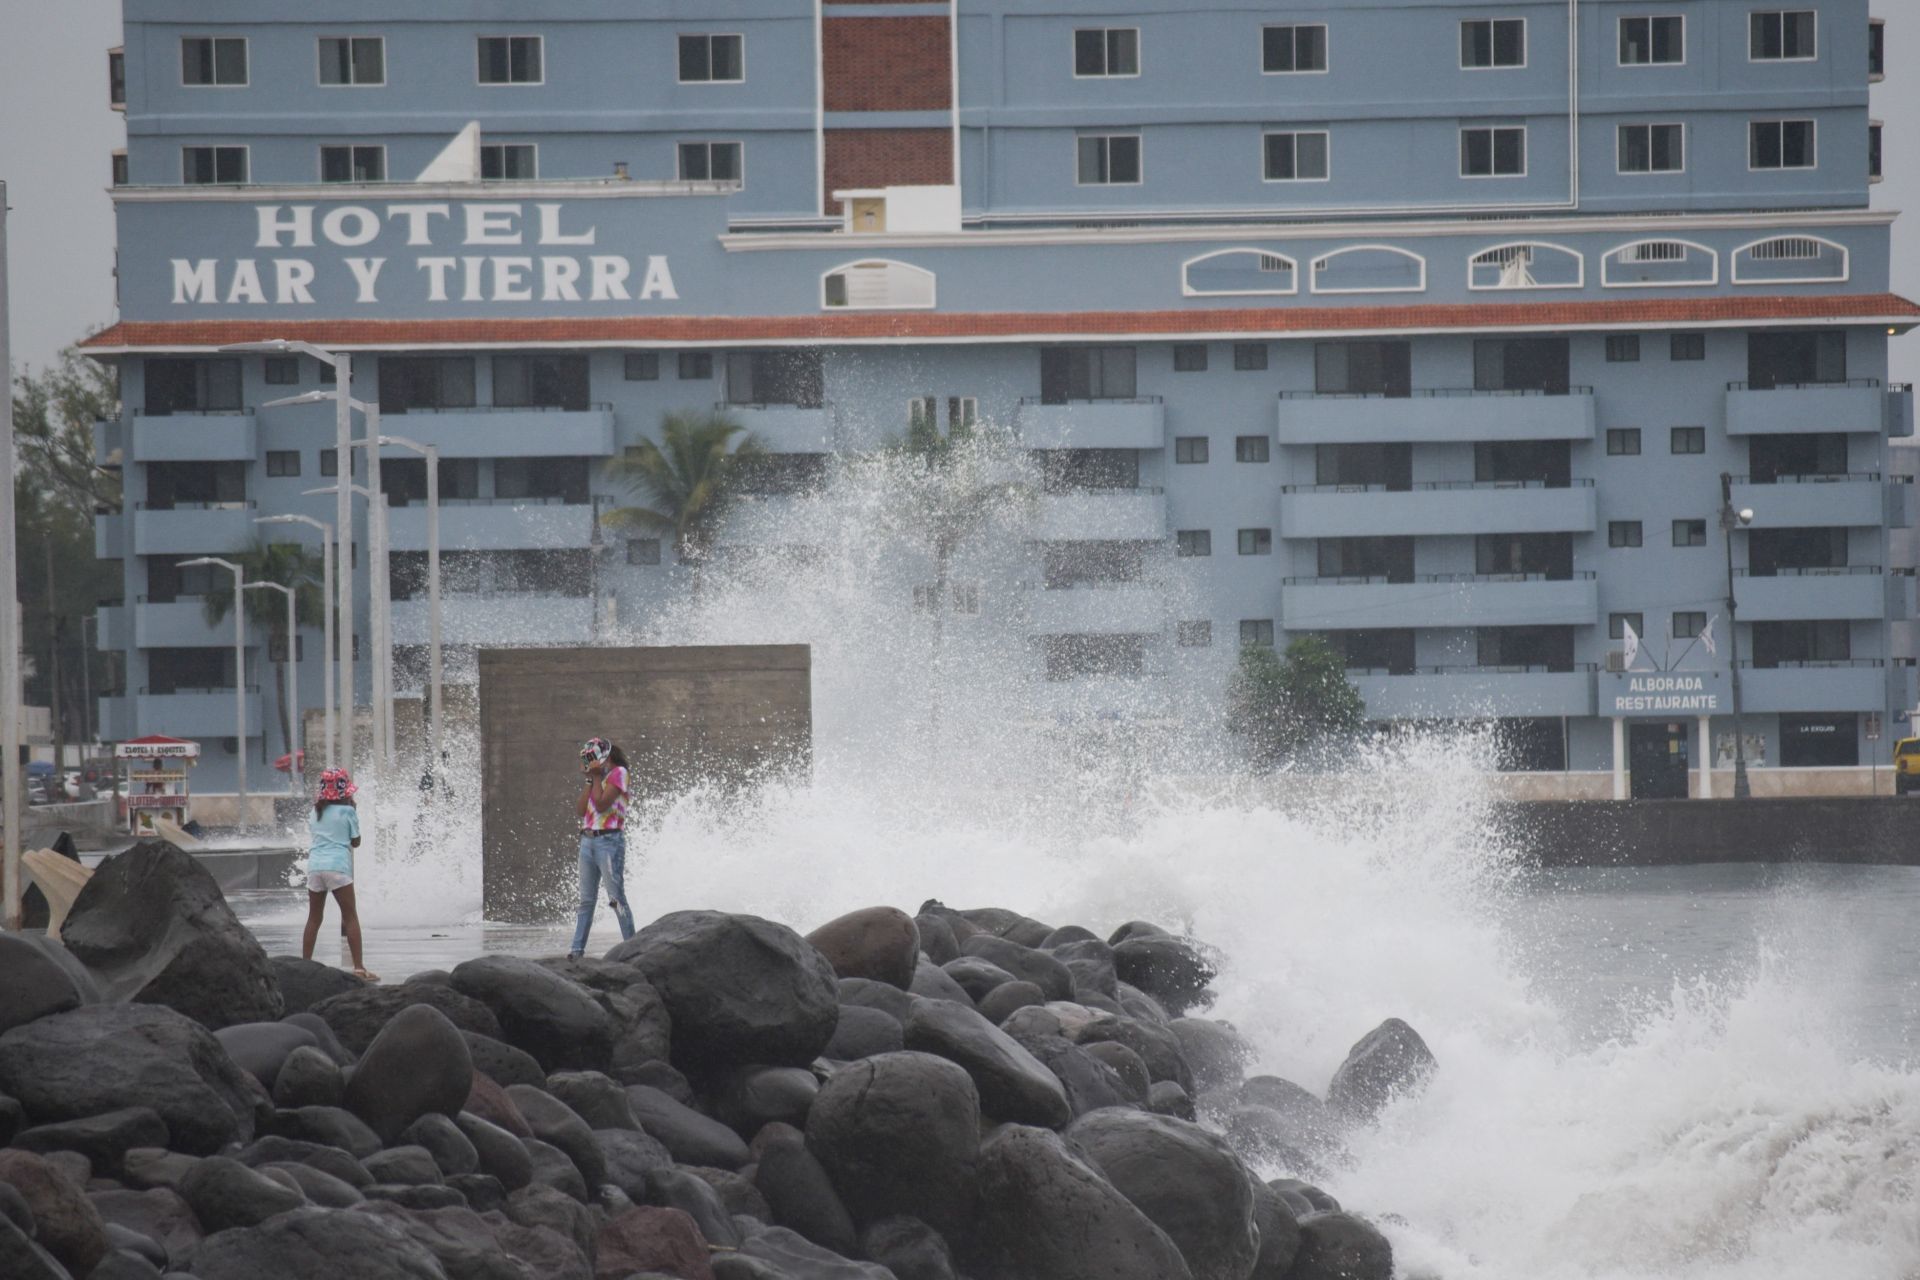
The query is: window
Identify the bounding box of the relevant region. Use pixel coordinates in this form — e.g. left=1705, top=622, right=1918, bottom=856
left=679, top=33, right=744, bottom=82
left=1235, top=436, right=1270, bottom=463
left=1175, top=437, right=1209, bottom=464
left=1461, top=127, right=1526, bottom=177
left=182, top=146, right=247, bottom=185
left=1474, top=337, right=1569, bottom=393
left=1176, top=530, right=1212, bottom=558
left=626, top=538, right=662, bottom=566
left=1317, top=442, right=1412, bottom=490
left=679, top=353, right=713, bottom=380
left=1238, top=528, right=1272, bottom=556
left=1263, top=131, right=1329, bottom=181
left=1039, top=347, right=1136, bottom=401
left=1870, top=123, right=1883, bottom=182
left=1176, top=621, right=1212, bottom=648
left=1316, top=341, right=1412, bottom=396
left=319, top=363, right=336, bottom=386
left=1606, top=336, right=1641, bottom=363
left=1750, top=10, right=1816, bottom=60
left=624, top=353, right=659, bottom=382
left=494, top=354, right=590, bottom=411
left=480, top=144, right=537, bottom=180
left=108, top=48, right=125, bottom=107
left=318, top=36, right=384, bottom=85
left=1747, top=331, right=1845, bottom=387
left=181, top=37, right=247, bottom=86
left=111, top=151, right=128, bottom=187
left=320, top=449, right=338, bottom=478
left=726, top=350, right=824, bottom=408
left=1609, top=612, right=1645, bottom=640
left=1751, top=120, right=1815, bottom=169
left=1173, top=344, right=1208, bottom=372
left=1234, top=344, right=1269, bottom=372
left=320, top=145, right=385, bottom=183
left=1461, top=19, right=1525, bottom=68
left=1619, top=123, right=1684, bottom=173
left=1619, top=15, right=1683, bottom=64
left=1671, top=333, right=1705, bottom=361
left=1074, top=28, right=1138, bottom=77
left=1043, top=634, right=1146, bottom=680
left=822, top=260, right=936, bottom=310
left=1606, top=428, right=1642, bottom=456
left=678, top=142, right=742, bottom=183
left=1673, top=519, right=1707, bottom=547
left=263, top=356, right=299, bottom=386
left=949, top=397, right=978, bottom=433
left=1753, top=620, right=1851, bottom=669
left=1039, top=450, right=1139, bottom=493
left=1670, top=427, right=1705, bottom=455
left=1320, top=536, right=1415, bottom=583
left=143, top=358, right=241, bottom=414
left=1263, top=24, right=1327, bottom=73
left=1078, top=134, right=1141, bottom=185
left=377, top=357, right=476, bottom=413
left=1673, top=611, right=1706, bottom=638
left=1609, top=521, right=1643, bottom=548
left=1240, top=619, right=1276, bottom=648
left=478, top=35, right=542, bottom=84
left=265, top=451, right=301, bottom=478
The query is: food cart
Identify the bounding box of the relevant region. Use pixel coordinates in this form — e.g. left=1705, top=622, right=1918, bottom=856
left=116, top=735, right=200, bottom=836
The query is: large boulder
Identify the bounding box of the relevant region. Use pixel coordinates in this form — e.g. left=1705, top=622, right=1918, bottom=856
left=1072, top=1014, right=1195, bottom=1094
left=861, top=1216, right=960, bottom=1280
left=1110, top=937, right=1217, bottom=1018
left=269, top=1105, right=383, bottom=1158
left=58, top=842, right=282, bottom=1029
left=804, top=907, right=920, bottom=990
left=959, top=936, right=1074, bottom=1003
left=449, top=957, right=614, bottom=1073
left=735, top=1222, right=895, bottom=1278
left=907, top=957, right=974, bottom=1007
left=608, top=911, right=839, bottom=1071
left=456, top=1113, right=534, bottom=1192
left=90, top=1186, right=204, bottom=1265
left=504, top=1085, right=606, bottom=1192
left=835, top=978, right=914, bottom=1025
left=804, top=1052, right=980, bottom=1238
left=215, top=1022, right=321, bottom=1092
left=343, top=1004, right=474, bottom=1144
left=268, top=957, right=367, bottom=1015
left=186, top=1205, right=449, bottom=1279
left=1290, top=1211, right=1394, bottom=1280
left=823, top=1005, right=904, bottom=1061
left=13, top=1107, right=169, bottom=1177
left=0, top=1211, right=67, bottom=1280
left=309, top=982, right=502, bottom=1056
left=1065, top=1109, right=1259, bottom=1280
left=463, top=1034, right=546, bottom=1090
left=623, top=1085, right=750, bottom=1169
left=544, top=1071, right=636, bottom=1131
left=0, top=1149, right=109, bottom=1277
left=1326, top=1018, right=1437, bottom=1121
left=713, top=1065, right=818, bottom=1138
left=178, top=1155, right=306, bottom=1233
left=271, top=1045, right=346, bottom=1110
left=965, top=1124, right=1193, bottom=1280
left=1248, top=1182, right=1302, bottom=1279
left=1002, top=1031, right=1132, bottom=1119
left=0, top=934, right=94, bottom=1035
left=1170, top=1019, right=1253, bottom=1094
left=748, top=1124, right=856, bottom=1255
left=645, top=1165, right=743, bottom=1249
left=594, top=1127, right=672, bottom=1204
left=0, top=1004, right=258, bottom=1154
left=902, top=998, right=1070, bottom=1129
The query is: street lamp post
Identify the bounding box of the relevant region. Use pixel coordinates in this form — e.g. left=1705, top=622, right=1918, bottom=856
left=305, top=480, right=391, bottom=772
left=80, top=614, right=95, bottom=753
left=244, top=581, right=299, bottom=795
left=179, top=557, right=248, bottom=822
left=1720, top=473, right=1756, bottom=800
left=0, top=181, right=20, bottom=928
left=256, top=514, right=333, bottom=768
left=380, top=435, right=442, bottom=785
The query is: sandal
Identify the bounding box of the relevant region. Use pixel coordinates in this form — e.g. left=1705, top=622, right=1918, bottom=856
left=352, top=967, right=381, bottom=983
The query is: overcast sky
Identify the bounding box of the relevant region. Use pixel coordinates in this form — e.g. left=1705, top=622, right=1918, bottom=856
left=2, top=0, right=1915, bottom=378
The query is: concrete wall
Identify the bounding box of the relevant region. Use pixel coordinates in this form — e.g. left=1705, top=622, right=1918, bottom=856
left=1496, top=795, right=1920, bottom=867
left=478, top=644, right=811, bottom=922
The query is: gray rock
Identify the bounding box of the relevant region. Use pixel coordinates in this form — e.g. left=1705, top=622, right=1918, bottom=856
left=120, top=1149, right=199, bottom=1193
left=364, top=1146, right=444, bottom=1187
left=804, top=1052, right=979, bottom=1238
left=958, top=936, right=1075, bottom=1003
left=608, top=911, right=840, bottom=1071
left=59, top=842, right=283, bottom=1029
left=13, top=1108, right=168, bottom=1178
left=592, top=1127, right=673, bottom=1203
left=214, top=1022, right=320, bottom=1092
left=903, top=998, right=1071, bottom=1129
left=1066, top=1108, right=1259, bottom=1280
left=351, top=1200, right=541, bottom=1280
left=0, top=1181, right=30, bottom=1237
left=1115, top=983, right=1171, bottom=1026
left=0, top=1004, right=258, bottom=1155
left=835, top=978, right=914, bottom=1024
left=450, top=956, right=614, bottom=1073
left=861, top=1215, right=959, bottom=1280
left=362, top=1182, right=468, bottom=1210
left=259, top=1161, right=365, bottom=1208
left=544, top=1070, right=636, bottom=1131
left=237, top=1136, right=372, bottom=1189
left=271, top=1045, right=345, bottom=1110
left=822, top=1005, right=903, bottom=1061
left=400, top=1112, right=480, bottom=1177
left=344, top=1003, right=474, bottom=1144
left=737, top=1223, right=896, bottom=1278
left=907, top=957, right=975, bottom=1007
left=1073, top=1014, right=1195, bottom=1094
left=751, top=1128, right=856, bottom=1254
left=1003, top=1031, right=1132, bottom=1118
left=1148, top=1080, right=1196, bottom=1120
left=269, top=1105, right=383, bottom=1158
left=0, top=1212, right=69, bottom=1280
left=501, top=1183, right=597, bottom=1262
left=1106, top=921, right=1169, bottom=946
left=911, top=913, right=959, bottom=965
left=614, top=1057, right=695, bottom=1102
left=1169, top=1018, right=1253, bottom=1094
left=505, top=1085, right=605, bottom=1192
left=0, top=934, right=90, bottom=1036
left=309, top=982, right=502, bottom=1056
left=1050, top=939, right=1119, bottom=1002
left=445, top=1173, right=506, bottom=1213
left=1111, top=937, right=1217, bottom=1018
left=1327, top=1018, right=1437, bottom=1121
left=0, top=1148, right=108, bottom=1276
left=1290, top=1211, right=1393, bottom=1280
left=281, top=1012, right=355, bottom=1067
left=713, top=1065, right=818, bottom=1138
left=624, top=1084, right=751, bottom=1169
left=804, top=907, right=921, bottom=990
left=1270, top=1177, right=1340, bottom=1215
left=976, top=981, right=1047, bottom=1026
left=941, top=957, right=1018, bottom=1002
left=462, top=1033, right=546, bottom=1090
left=1080, top=1040, right=1151, bottom=1105
left=1248, top=1181, right=1302, bottom=1278
left=89, top=1186, right=202, bottom=1266
left=178, top=1155, right=306, bottom=1233
left=186, top=1205, right=448, bottom=1279
left=523, top=1137, right=588, bottom=1203
left=267, top=955, right=367, bottom=1015
left=455, top=1112, right=533, bottom=1193
left=645, top=1165, right=742, bottom=1248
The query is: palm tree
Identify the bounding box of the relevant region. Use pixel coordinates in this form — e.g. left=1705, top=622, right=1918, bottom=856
left=202, top=541, right=326, bottom=772
left=601, top=411, right=764, bottom=585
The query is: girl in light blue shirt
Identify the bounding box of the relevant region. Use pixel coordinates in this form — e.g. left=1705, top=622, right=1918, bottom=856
left=302, top=768, right=376, bottom=981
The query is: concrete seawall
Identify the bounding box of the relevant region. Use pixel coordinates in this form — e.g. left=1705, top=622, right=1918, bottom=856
left=1493, top=797, right=1920, bottom=868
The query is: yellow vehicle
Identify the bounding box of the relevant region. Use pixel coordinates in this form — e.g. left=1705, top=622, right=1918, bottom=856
left=1896, top=737, right=1920, bottom=795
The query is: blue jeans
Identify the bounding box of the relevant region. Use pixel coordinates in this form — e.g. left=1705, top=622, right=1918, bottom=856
left=571, top=830, right=636, bottom=956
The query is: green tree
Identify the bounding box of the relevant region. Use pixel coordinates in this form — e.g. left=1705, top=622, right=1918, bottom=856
left=201, top=542, right=327, bottom=767
left=601, top=411, right=763, bottom=581
left=1227, top=636, right=1367, bottom=767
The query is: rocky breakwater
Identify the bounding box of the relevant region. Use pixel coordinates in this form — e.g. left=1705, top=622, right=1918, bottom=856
left=0, top=848, right=1437, bottom=1279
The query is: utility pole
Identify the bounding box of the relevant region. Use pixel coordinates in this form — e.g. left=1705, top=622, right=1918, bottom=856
left=1, top=181, right=22, bottom=928
left=46, top=540, right=62, bottom=784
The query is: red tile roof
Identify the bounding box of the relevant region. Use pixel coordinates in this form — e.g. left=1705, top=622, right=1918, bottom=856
left=77, top=293, right=1920, bottom=351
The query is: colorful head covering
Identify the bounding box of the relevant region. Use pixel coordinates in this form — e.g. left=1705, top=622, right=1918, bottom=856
left=581, top=737, right=613, bottom=765
left=317, top=768, right=357, bottom=802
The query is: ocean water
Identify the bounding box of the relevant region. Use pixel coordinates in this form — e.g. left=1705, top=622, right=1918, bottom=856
left=239, top=441, right=1920, bottom=1278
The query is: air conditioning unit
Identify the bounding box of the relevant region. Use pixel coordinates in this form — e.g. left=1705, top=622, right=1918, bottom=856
left=1605, top=651, right=1629, bottom=673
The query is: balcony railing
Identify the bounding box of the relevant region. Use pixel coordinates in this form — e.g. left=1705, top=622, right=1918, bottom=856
left=139, top=684, right=261, bottom=695
left=390, top=495, right=577, bottom=508
left=134, top=500, right=256, bottom=511
left=1725, top=379, right=1882, bottom=391
left=1279, top=386, right=1593, bottom=400
left=1019, top=396, right=1163, bottom=406
left=1738, top=659, right=1884, bottom=669
left=718, top=400, right=829, bottom=412
left=1280, top=479, right=1595, bottom=495
left=1734, top=565, right=1880, bottom=577
left=1724, top=472, right=1880, bottom=485
left=1283, top=571, right=1596, bottom=585
left=1042, top=485, right=1165, bottom=497
left=131, top=407, right=252, bottom=418
left=385, top=402, right=613, bottom=415
left=1345, top=663, right=1599, bottom=676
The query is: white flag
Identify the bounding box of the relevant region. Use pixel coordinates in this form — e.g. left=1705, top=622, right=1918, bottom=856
left=1622, top=619, right=1641, bottom=669
left=1699, top=616, right=1718, bottom=657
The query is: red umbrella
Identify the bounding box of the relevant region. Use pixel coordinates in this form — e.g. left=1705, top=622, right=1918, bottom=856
left=273, top=750, right=307, bottom=773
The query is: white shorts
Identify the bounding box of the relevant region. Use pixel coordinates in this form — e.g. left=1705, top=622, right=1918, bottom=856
left=308, top=871, right=354, bottom=893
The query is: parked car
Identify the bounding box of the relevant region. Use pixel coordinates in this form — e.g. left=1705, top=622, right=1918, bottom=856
left=1895, top=737, right=1920, bottom=794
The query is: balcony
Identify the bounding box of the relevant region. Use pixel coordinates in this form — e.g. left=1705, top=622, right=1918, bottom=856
left=392, top=594, right=593, bottom=647
left=1732, top=568, right=1887, bottom=622
left=1727, top=475, right=1887, bottom=529
left=133, top=599, right=223, bottom=648
left=1276, top=388, right=1595, bottom=445
left=132, top=502, right=258, bottom=555
left=720, top=403, right=835, bottom=453
left=95, top=605, right=131, bottom=652
left=1281, top=573, right=1597, bottom=631
left=1033, top=489, right=1167, bottom=542
left=1737, top=661, right=1887, bottom=713
left=1279, top=480, right=1596, bottom=539
left=94, top=419, right=125, bottom=467
left=1889, top=384, right=1914, bottom=439
left=130, top=411, right=258, bottom=462
left=1026, top=583, right=1161, bottom=635
left=376, top=405, right=616, bottom=460
left=125, top=688, right=264, bottom=740
left=1723, top=381, right=1886, bottom=436
left=1352, top=666, right=1598, bottom=721
left=1016, top=398, right=1166, bottom=450
left=95, top=511, right=126, bottom=560
left=386, top=499, right=590, bottom=553
left=98, top=695, right=135, bottom=741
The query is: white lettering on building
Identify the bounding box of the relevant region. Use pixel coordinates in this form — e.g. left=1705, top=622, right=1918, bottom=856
left=1609, top=674, right=1725, bottom=715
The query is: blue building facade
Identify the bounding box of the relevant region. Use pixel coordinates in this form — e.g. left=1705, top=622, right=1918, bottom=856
left=89, top=0, right=1917, bottom=798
